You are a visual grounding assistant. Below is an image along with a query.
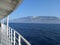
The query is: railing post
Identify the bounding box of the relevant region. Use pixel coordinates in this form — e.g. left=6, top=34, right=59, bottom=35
left=19, top=35, right=21, bottom=45
left=14, top=31, right=15, bottom=45
left=11, top=29, right=12, bottom=43
left=6, top=16, right=9, bottom=36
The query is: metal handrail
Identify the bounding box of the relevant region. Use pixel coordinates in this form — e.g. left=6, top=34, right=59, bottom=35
left=3, top=24, right=31, bottom=45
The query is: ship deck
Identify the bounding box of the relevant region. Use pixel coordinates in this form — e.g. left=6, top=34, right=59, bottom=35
left=0, top=28, right=12, bottom=45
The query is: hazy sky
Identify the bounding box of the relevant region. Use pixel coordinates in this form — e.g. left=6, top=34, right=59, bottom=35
left=9, top=0, right=60, bottom=20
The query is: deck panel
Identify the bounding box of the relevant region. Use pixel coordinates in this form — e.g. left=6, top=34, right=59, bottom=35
left=0, top=29, right=12, bottom=45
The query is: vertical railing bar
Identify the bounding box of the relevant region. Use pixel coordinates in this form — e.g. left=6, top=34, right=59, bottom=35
left=6, top=16, right=9, bottom=36
left=14, top=31, right=15, bottom=45
left=19, top=35, right=21, bottom=45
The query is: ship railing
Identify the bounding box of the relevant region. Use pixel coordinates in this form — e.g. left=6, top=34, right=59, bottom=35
left=3, top=24, right=31, bottom=45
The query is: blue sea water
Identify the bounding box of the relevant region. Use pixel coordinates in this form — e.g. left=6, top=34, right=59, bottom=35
left=9, top=23, right=60, bottom=45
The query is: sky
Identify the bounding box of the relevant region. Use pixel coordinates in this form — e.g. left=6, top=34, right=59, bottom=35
left=9, top=0, right=60, bottom=20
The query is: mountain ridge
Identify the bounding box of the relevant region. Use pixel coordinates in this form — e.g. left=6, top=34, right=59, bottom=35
left=10, top=16, right=60, bottom=24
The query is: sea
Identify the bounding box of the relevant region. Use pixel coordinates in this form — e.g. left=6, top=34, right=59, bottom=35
left=9, top=23, right=60, bottom=45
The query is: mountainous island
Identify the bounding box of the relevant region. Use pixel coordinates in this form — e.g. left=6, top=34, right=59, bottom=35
left=10, top=16, right=60, bottom=24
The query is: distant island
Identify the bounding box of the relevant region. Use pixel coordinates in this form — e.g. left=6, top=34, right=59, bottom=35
left=10, top=16, right=60, bottom=24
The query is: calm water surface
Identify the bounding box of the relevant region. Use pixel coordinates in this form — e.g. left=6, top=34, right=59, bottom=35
left=9, top=23, right=60, bottom=45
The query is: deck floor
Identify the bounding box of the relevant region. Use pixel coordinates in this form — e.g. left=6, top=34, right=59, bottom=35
left=0, top=28, right=12, bottom=45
